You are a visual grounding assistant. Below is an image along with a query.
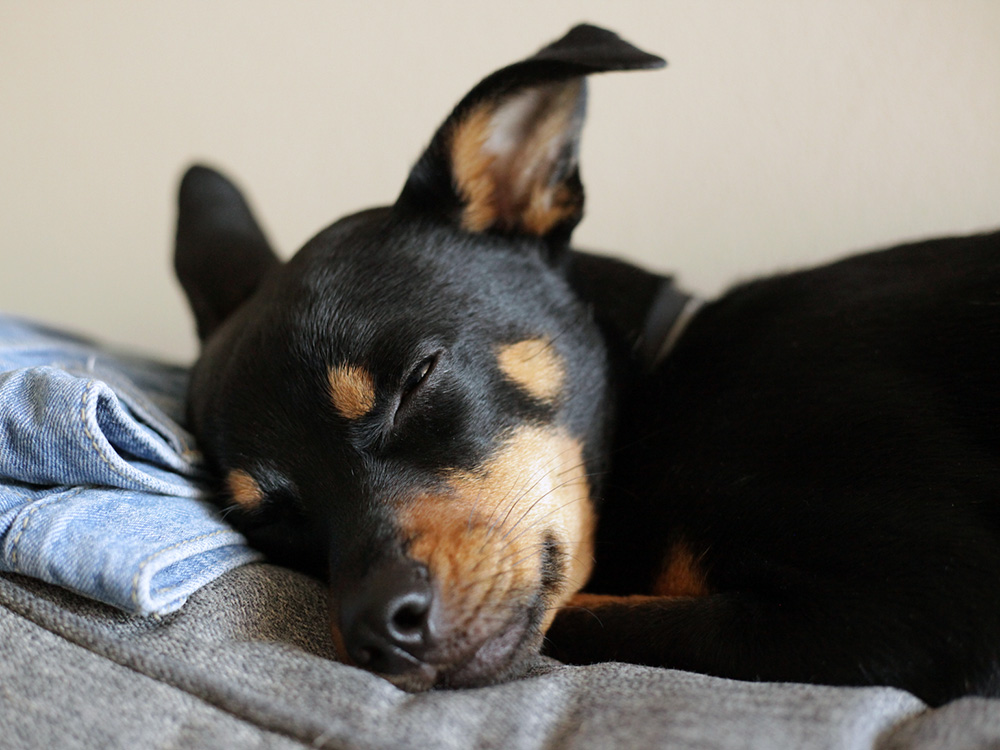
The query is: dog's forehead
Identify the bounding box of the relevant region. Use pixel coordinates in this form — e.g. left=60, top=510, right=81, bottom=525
left=279, top=212, right=574, bottom=353
left=300, top=209, right=554, bottom=289
left=202, top=208, right=600, bottom=473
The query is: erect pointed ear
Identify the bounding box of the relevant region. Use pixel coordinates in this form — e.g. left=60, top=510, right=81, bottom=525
left=396, top=24, right=664, bottom=245
left=174, top=165, right=281, bottom=342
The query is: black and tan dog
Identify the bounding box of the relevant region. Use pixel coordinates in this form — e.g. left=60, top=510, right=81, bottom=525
left=174, top=25, right=1000, bottom=705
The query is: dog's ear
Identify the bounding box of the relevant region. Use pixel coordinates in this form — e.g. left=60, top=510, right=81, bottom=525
left=396, top=24, right=664, bottom=246
left=174, top=165, right=281, bottom=341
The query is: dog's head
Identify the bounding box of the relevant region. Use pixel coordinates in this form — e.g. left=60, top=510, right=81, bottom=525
left=175, top=25, right=663, bottom=691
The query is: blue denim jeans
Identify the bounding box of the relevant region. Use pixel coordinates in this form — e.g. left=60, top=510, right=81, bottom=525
left=0, top=315, right=261, bottom=614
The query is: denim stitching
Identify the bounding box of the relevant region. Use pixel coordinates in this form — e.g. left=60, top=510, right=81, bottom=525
left=8, top=487, right=87, bottom=567
left=131, top=528, right=233, bottom=609
left=80, top=379, right=136, bottom=487
left=4, top=488, right=33, bottom=503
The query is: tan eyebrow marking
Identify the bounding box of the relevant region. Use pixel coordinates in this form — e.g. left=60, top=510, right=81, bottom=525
left=496, top=338, right=565, bottom=404
left=226, top=469, right=264, bottom=511
left=328, top=364, right=376, bottom=420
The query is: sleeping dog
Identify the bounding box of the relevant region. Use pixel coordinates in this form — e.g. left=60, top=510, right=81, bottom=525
left=174, top=25, right=1000, bottom=706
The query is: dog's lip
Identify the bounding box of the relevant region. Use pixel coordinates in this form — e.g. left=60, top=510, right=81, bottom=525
left=432, top=605, right=540, bottom=688
left=370, top=606, right=534, bottom=692
left=381, top=659, right=439, bottom=692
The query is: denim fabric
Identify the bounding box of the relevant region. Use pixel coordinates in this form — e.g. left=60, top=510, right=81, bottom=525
left=0, top=315, right=261, bottom=614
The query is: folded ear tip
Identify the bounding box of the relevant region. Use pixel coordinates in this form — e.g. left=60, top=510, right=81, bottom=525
left=542, top=23, right=667, bottom=71
left=396, top=25, right=665, bottom=241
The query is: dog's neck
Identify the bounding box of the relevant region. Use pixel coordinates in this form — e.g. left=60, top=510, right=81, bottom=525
left=566, top=250, right=700, bottom=372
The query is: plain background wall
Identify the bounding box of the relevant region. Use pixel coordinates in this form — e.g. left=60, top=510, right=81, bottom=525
left=2, top=1, right=999, bottom=362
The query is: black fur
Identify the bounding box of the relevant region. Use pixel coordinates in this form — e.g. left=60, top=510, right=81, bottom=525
left=557, top=237, right=1000, bottom=707
left=175, top=25, right=1000, bottom=705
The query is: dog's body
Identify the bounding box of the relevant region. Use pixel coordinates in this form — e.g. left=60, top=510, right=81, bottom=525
left=175, top=26, right=1000, bottom=706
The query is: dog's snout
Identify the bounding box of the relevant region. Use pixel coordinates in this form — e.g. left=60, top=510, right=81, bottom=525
left=340, top=558, right=435, bottom=675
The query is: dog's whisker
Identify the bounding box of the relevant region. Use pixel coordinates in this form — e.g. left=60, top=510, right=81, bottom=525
left=498, top=467, right=601, bottom=542
left=453, top=537, right=552, bottom=590
left=483, top=444, right=590, bottom=538
left=480, top=462, right=553, bottom=545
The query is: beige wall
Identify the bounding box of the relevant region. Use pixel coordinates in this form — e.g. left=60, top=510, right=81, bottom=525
left=2, top=1, right=999, bottom=362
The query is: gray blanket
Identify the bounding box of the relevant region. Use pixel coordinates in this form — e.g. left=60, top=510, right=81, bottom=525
left=3, top=564, right=999, bottom=749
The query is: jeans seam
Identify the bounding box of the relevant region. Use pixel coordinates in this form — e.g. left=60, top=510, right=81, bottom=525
left=80, top=379, right=137, bottom=487
left=131, top=528, right=233, bottom=609
left=8, top=487, right=87, bottom=567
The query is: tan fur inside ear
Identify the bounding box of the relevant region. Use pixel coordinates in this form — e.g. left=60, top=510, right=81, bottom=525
left=452, top=106, right=501, bottom=233
left=449, top=80, right=583, bottom=236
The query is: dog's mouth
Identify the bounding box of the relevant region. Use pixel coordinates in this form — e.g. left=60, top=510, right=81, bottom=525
left=432, top=602, right=543, bottom=688
left=331, top=542, right=556, bottom=693
left=393, top=595, right=545, bottom=692
left=330, top=425, right=595, bottom=691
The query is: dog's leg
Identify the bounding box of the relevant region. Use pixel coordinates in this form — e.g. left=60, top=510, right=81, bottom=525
left=543, top=590, right=997, bottom=707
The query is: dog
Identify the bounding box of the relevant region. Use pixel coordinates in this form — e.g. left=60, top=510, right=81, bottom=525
left=174, top=25, right=1000, bottom=706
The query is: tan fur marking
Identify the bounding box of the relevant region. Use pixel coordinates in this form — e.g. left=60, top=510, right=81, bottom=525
left=399, top=426, right=595, bottom=644
left=328, top=364, right=376, bottom=420
left=496, top=338, right=564, bottom=404
left=226, top=469, right=264, bottom=512
left=522, top=182, right=581, bottom=237
left=565, top=592, right=668, bottom=609
left=652, top=539, right=711, bottom=598
left=450, top=81, right=582, bottom=236
left=515, top=82, right=583, bottom=235
left=451, top=106, right=500, bottom=232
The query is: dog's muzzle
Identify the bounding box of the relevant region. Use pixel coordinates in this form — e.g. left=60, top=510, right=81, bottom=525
left=333, top=555, right=542, bottom=691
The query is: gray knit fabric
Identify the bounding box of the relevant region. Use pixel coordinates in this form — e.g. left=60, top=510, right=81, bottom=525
left=2, top=564, right=995, bottom=749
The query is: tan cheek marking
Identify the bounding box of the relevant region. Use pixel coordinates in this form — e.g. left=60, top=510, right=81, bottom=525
left=328, top=364, right=376, bottom=420
left=226, top=469, right=264, bottom=512
left=496, top=338, right=565, bottom=404
left=398, top=427, right=594, bottom=639
left=652, top=539, right=711, bottom=598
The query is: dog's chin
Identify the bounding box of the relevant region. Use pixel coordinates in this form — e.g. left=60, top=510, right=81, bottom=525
left=437, top=610, right=544, bottom=689
left=382, top=608, right=543, bottom=693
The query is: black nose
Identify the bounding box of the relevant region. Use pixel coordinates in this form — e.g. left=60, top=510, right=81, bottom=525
left=339, top=558, right=435, bottom=675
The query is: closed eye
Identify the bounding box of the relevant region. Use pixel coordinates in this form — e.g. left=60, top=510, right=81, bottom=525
left=405, top=355, right=436, bottom=393
left=396, top=353, right=440, bottom=420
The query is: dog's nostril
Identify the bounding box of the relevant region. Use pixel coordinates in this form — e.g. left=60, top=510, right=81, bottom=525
left=340, top=558, right=435, bottom=675
left=392, top=600, right=427, bottom=633
left=382, top=585, right=433, bottom=650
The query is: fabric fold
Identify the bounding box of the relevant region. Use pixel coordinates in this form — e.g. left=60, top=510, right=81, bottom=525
left=0, top=315, right=261, bottom=614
